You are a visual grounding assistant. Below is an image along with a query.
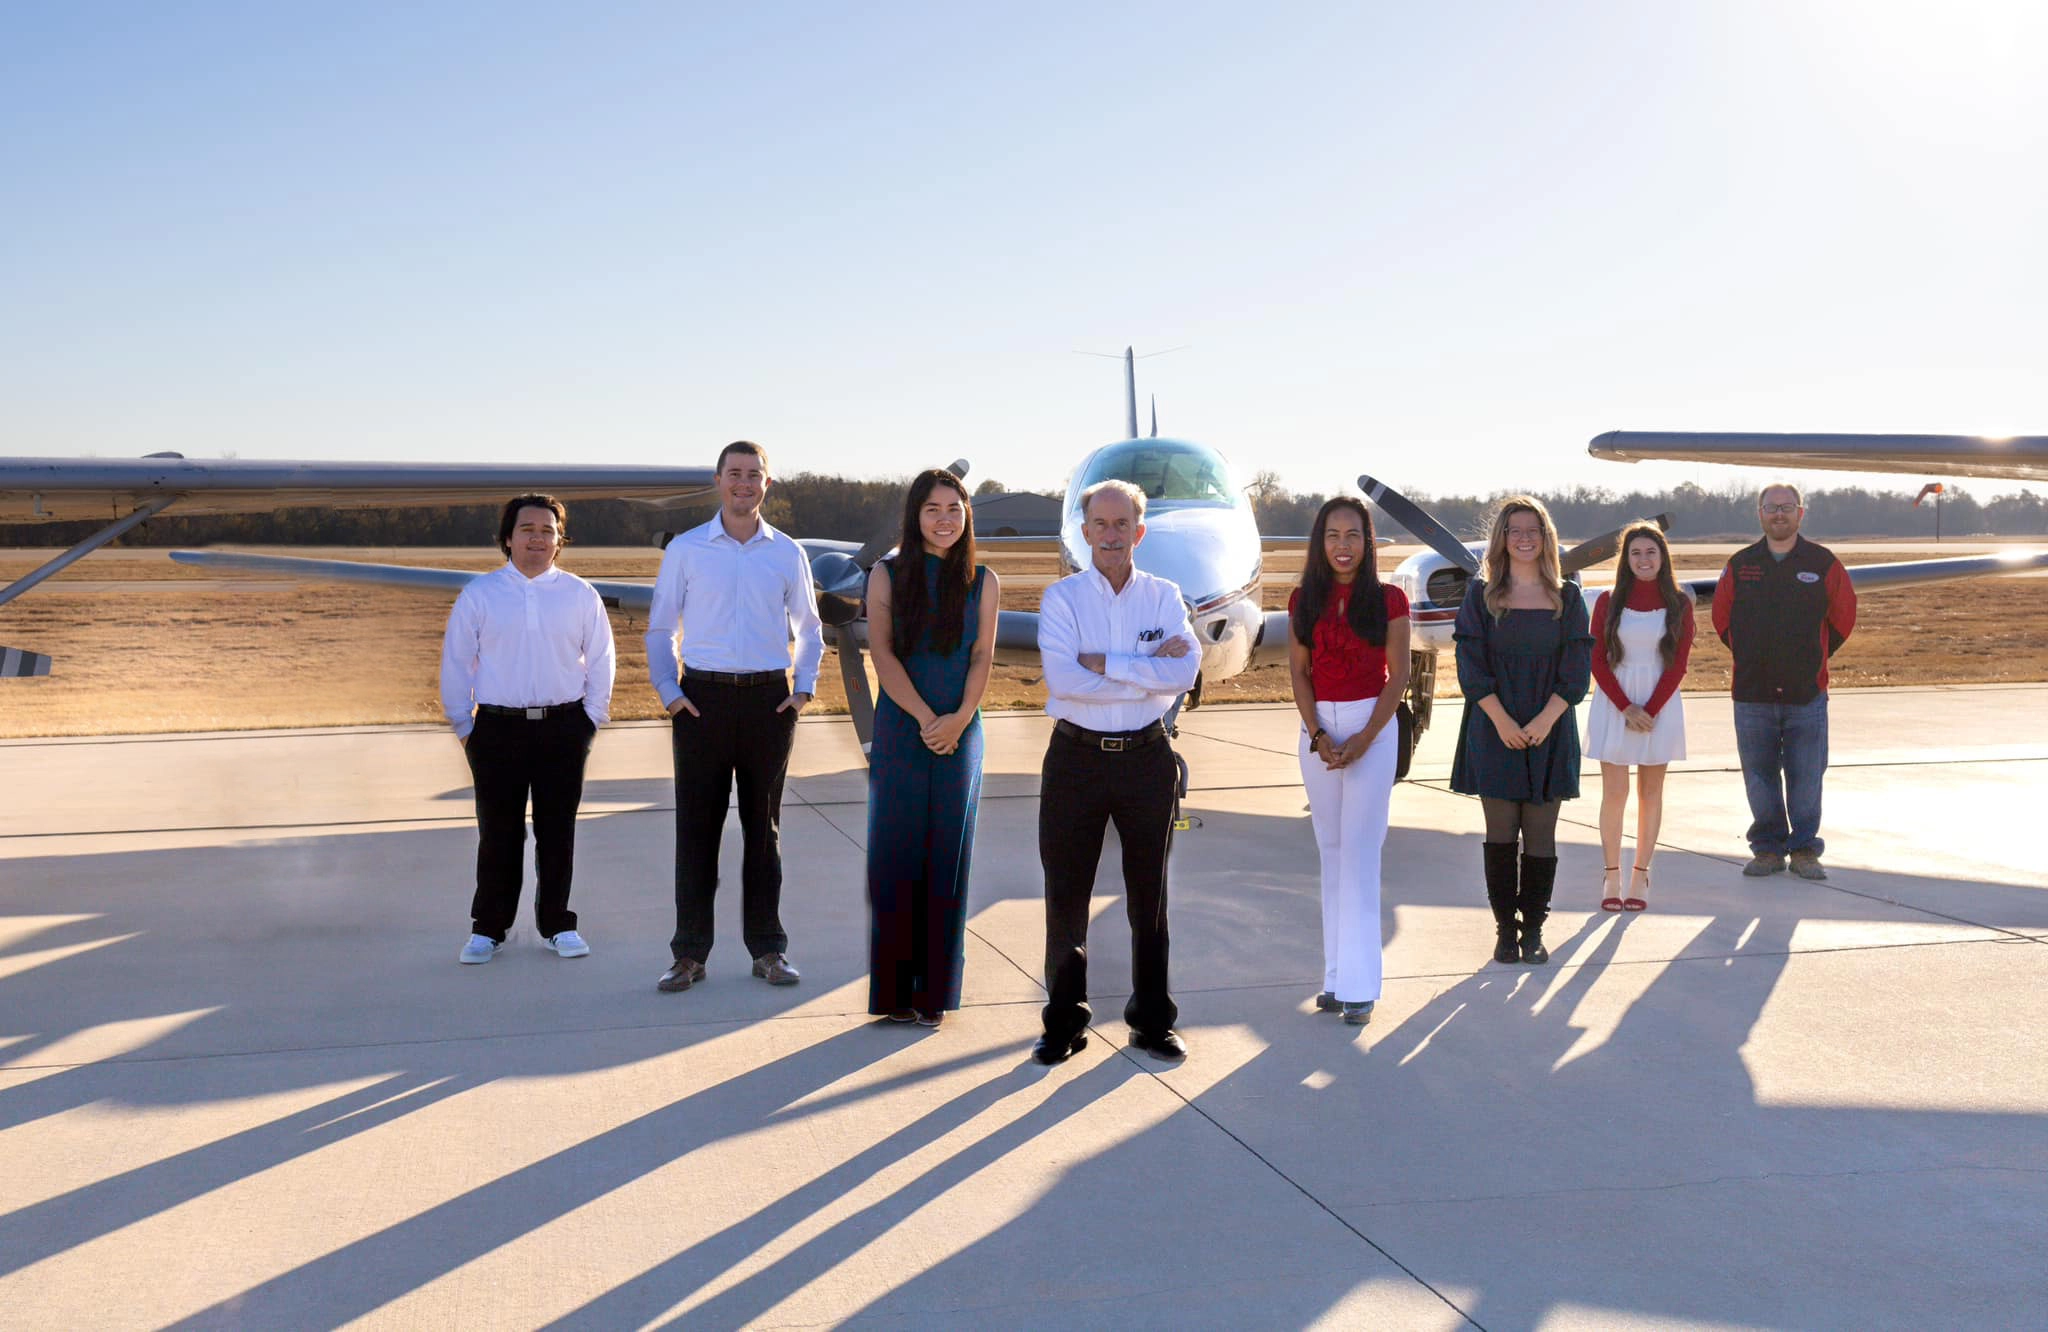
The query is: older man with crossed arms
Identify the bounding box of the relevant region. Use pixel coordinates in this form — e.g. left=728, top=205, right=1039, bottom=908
left=1032, top=479, right=1202, bottom=1065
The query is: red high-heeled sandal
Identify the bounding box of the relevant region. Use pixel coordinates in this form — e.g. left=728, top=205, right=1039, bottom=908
left=1600, top=865, right=1624, bottom=912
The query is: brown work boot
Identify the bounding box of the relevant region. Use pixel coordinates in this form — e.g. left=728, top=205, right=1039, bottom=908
left=657, top=958, right=707, bottom=992
left=1742, top=852, right=1786, bottom=877
left=751, top=952, right=801, bottom=986
left=1788, top=850, right=1828, bottom=881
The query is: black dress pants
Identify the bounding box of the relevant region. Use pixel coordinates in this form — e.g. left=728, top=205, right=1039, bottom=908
left=1038, top=728, right=1180, bottom=1041
left=670, top=676, right=798, bottom=963
left=465, top=708, right=595, bottom=943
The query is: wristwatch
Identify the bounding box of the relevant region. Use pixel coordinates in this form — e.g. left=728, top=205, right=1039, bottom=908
left=1309, top=726, right=1327, bottom=745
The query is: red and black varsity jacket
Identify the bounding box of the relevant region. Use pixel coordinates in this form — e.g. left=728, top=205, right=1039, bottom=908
left=1710, top=535, right=1857, bottom=705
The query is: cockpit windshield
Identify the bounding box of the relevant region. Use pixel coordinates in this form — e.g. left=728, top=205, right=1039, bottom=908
left=1075, top=440, right=1241, bottom=507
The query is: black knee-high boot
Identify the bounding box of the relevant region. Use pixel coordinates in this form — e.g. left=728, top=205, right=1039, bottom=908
left=1519, top=853, right=1558, bottom=965
left=1483, top=842, right=1520, bottom=964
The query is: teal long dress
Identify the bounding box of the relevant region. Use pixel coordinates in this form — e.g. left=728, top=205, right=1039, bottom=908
left=867, top=556, right=987, bottom=1014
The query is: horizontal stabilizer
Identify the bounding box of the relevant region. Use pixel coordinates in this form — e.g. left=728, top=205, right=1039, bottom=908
left=2, top=646, right=53, bottom=678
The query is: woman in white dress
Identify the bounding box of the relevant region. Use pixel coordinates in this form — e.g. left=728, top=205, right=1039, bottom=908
left=1585, top=523, right=1693, bottom=911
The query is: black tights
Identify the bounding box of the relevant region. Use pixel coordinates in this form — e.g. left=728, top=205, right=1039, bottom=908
left=1481, top=798, right=1560, bottom=856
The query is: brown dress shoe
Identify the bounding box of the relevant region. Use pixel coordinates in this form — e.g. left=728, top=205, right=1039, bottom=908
left=751, top=952, right=801, bottom=985
left=657, top=958, right=707, bottom=992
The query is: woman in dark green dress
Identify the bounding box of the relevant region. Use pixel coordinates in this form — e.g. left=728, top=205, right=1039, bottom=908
left=864, top=470, right=999, bottom=1027
left=1449, top=496, right=1593, bottom=968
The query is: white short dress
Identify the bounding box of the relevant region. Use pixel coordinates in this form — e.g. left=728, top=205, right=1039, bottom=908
left=1584, top=603, right=1687, bottom=765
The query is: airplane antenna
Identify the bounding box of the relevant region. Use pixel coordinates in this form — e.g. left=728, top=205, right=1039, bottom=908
left=1073, top=345, right=1190, bottom=440
left=1125, top=347, right=1138, bottom=439
left=1150, top=394, right=1158, bottom=438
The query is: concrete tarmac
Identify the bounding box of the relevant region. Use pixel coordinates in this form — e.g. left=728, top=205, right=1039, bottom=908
left=1, top=686, right=2043, bottom=1330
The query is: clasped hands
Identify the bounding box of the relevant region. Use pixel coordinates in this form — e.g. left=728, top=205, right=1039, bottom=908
left=918, top=710, right=969, bottom=756
left=1490, top=711, right=1559, bottom=750
left=1310, top=726, right=1377, bottom=770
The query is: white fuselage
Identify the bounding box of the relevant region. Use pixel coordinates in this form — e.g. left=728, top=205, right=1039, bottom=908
left=1058, top=438, right=1266, bottom=692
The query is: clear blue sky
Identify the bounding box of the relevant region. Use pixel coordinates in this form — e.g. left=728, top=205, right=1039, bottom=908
left=3, top=1, right=2042, bottom=502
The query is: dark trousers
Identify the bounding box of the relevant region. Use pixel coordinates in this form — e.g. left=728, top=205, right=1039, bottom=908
left=670, top=676, right=797, bottom=963
left=1038, top=728, right=1179, bottom=1041
left=465, top=708, right=595, bottom=943
left=1734, top=695, right=1829, bottom=856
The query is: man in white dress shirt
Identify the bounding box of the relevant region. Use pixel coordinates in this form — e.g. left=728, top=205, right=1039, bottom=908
left=646, top=441, right=825, bottom=993
left=1032, top=480, right=1202, bottom=1064
left=440, top=494, right=615, bottom=965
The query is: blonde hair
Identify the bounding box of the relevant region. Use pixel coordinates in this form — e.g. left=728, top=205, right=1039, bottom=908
left=1481, top=495, right=1563, bottom=619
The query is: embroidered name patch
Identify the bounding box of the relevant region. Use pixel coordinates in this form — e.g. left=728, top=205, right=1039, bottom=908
left=1796, top=571, right=1821, bottom=583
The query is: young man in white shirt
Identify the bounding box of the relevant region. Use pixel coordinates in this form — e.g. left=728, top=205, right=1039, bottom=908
left=646, top=441, right=825, bottom=993
left=440, top=494, right=616, bottom=965
left=1032, top=480, right=1202, bottom=1064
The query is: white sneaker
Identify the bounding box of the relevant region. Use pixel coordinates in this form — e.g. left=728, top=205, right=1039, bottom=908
left=547, top=930, right=590, bottom=959
left=459, top=934, right=500, bottom=965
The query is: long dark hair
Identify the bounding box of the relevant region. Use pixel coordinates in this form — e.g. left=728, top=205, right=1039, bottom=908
left=1292, top=496, right=1388, bottom=648
left=889, top=469, right=978, bottom=657
left=1604, top=522, right=1692, bottom=669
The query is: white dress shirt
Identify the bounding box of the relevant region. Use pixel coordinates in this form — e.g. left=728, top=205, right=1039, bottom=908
left=440, top=563, right=616, bottom=739
left=1039, top=565, right=1202, bottom=732
left=645, top=514, right=826, bottom=708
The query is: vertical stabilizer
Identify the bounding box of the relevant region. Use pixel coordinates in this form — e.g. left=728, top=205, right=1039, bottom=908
left=1124, top=347, right=1139, bottom=439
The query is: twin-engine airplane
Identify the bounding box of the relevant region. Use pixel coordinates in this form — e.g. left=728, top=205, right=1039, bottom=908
left=10, top=404, right=2047, bottom=759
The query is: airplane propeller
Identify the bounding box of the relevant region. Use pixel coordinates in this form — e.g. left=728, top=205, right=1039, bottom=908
left=817, top=458, right=970, bottom=758
left=1358, top=474, right=1479, bottom=574
left=1560, top=513, right=1670, bottom=577
left=1360, top=474, right=1673, bottom=590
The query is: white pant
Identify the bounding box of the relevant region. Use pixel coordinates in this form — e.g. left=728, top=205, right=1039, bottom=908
left=1298, top=697, right=1397, bottom=1003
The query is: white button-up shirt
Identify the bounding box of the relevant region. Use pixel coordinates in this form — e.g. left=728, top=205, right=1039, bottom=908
left=645, top=514, right=826, bottom=708
left=1039, top=564, right=1201, bottom=732
left=439, top=563, right=616, bottom=739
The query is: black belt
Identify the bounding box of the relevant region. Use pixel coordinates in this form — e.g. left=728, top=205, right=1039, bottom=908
left=683, top=669, right=785, bottom=687
left=1054, top=718, right=1167, bottom=752
left=477, top=701, right=584, bottom=721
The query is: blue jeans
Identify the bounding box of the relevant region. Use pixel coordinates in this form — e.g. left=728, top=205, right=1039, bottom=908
left=1733, top=695, right=1829, bottom=857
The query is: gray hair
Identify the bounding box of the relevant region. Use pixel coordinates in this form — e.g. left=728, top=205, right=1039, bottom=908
left=1758, top=481, right=1804, bottom=509
left=1080, top=478, right=1147, bottom=523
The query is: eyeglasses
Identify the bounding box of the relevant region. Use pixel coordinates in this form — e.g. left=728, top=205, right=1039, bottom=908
left=1761, top=504, right=1800, bottom=516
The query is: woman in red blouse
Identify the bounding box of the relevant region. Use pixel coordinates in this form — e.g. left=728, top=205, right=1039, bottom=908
left=1585, top=523, right=1694, bottom=911
left=1287, top=497, right=1411, bottom=1025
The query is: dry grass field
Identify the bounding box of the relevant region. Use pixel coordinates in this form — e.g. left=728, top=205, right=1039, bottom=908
left=3, top=541, right=2046, bottom=737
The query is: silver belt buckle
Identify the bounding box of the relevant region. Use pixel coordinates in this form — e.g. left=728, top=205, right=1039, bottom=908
left=1102, top=736, right=1126, bottom=752
left=525, top=706, right=544, bottom=720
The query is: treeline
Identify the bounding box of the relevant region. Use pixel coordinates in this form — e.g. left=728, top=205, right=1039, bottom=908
left=6, top=472, right=2045, bottom=549
left=1248, top=478, right=2048, bottom=541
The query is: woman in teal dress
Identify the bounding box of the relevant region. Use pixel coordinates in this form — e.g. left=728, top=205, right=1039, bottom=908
left=864, top=469, right=1000, bottom=1027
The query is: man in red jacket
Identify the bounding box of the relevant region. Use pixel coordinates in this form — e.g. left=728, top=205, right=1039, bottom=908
left=1711, top=484, right=1857, bottom=880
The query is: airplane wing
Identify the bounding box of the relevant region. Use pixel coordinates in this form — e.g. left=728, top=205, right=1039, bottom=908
left=1, top=456, right=715, bottom=521
left=1678, top=549, right=2048, bottom=600
left=169, top=550, right=658, bottom=612
left=174, top=548, right=1052, bottom=659
left=1588, top=432, right=2048, bottom=485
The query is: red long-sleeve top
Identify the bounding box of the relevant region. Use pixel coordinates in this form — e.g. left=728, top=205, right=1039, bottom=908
left=1590, top=582, right=1694, bottom=716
